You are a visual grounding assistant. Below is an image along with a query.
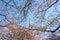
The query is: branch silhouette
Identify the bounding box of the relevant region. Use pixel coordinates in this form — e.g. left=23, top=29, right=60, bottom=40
left=0, top=14, right=10, bottom=22
left=46, top=0, right=59, bottom=11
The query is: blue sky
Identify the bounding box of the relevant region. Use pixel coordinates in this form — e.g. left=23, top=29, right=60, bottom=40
left=0, top=0, right=60, bottom=30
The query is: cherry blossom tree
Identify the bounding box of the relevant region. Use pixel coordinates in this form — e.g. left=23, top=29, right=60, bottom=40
left=0, top=0, right=60, bottom=40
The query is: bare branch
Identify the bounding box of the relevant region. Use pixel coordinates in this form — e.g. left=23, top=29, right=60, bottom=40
left=1, top=0, right=13, bottom=6
left=46, top=0, right=59, bottom=11
left=0, top=14, right=9, bottom=22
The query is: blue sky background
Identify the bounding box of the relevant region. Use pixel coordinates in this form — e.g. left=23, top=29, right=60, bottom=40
left=0, top=0, right=60, bottom=30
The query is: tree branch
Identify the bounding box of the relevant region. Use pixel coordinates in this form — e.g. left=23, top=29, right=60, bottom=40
left=46, top=0, right=59, bottom=11
left=0, top=14, right=9, bottom=22
left=1, top=0, right=12, bottom=6
left=24, top=25, right=60, bottom=33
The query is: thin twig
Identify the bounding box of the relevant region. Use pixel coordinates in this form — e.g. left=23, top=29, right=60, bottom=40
left=0, top=14, right=9, bottom=22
